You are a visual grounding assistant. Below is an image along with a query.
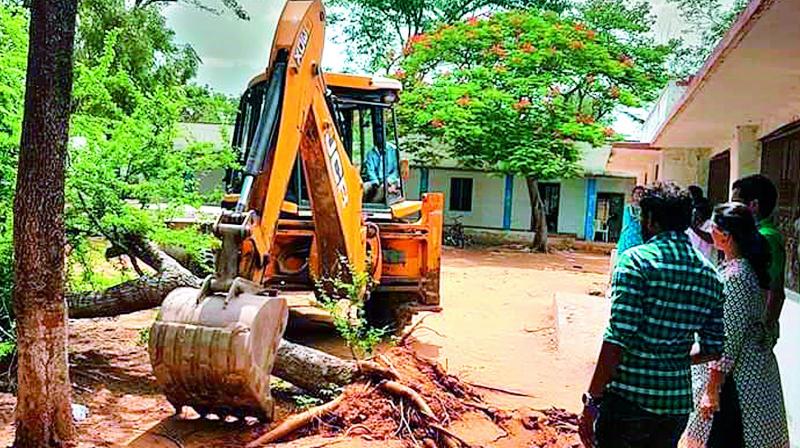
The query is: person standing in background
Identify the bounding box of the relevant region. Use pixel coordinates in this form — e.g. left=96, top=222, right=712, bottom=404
left=580, top=184, right=724, bottom=448
left=616, top=186, right=645, bottom=255
left=686, top=203, right=789, bottom=448
left=686, top=186, right=718, bottom=265
left=732, top=175, right=785, bottom=346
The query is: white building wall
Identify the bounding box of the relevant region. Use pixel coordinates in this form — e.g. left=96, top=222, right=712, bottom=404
left=406, top=168, right=421, bottom=199
left=511, top=176, right=532, bottom=231
left=775, top=291, right=800, bottom=447
left=596, top=177, right=636, bottom=197
left=641, top=81, right=688, bottom=142
left=657, top=147, right=710, bottom=188
left=558, top=179, right=588, bottom=239
left=423, top=168, right=505, bottom=229
left=408, top=168, right=636, bottom=240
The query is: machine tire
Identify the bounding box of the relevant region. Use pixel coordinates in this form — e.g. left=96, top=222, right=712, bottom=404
left=364, top=293, right=417, bottom=335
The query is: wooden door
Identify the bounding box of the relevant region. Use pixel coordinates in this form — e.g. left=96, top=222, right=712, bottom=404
left=708, top=150, right=731, bottom=205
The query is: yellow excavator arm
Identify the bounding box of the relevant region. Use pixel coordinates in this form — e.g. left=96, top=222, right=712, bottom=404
left=216, top=0, right=365, bottom=292
left=147, top=0, right=444, bottom=423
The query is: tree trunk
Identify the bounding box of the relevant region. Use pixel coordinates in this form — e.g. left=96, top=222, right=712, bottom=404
left=68, top=243, right=200, bottom=319
left=273, top=340, right=358, bottom=393
left=525, top=177, right=548, bottom=252
left=12, top=0, right=79, bottom=446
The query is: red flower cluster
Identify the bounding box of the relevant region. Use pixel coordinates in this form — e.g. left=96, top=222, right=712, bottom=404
left=603, top=127, right=616, bottom=137
left=490, top=44, right=507, bottom=58
left=576, top=114, right=595, bottom=124
left=618, top=54, right=634, bottom=67
left=431, top=119, right=444, bottom=128
left=457, top=95, right=471, bottom=106
left=514, top=97, right=531, bottom=111
left=569, top=40, right=585, bottom=50
left=520, top=42, right=536, bottom=53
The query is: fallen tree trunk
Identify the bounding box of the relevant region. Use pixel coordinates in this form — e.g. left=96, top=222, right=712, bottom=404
left=274, top=340, right=358, bottom=393
left=67, top=242, right=200, bottom=318
left=67, top=272, right=200, bottom=319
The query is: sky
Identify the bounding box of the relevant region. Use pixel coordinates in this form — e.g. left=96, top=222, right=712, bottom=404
left=163, top=0, right=702, bottom=138
left=163, top=0, right=350, bottom=97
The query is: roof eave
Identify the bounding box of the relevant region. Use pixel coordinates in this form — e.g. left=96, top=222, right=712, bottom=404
left=651, top=0, right=776, bottom=147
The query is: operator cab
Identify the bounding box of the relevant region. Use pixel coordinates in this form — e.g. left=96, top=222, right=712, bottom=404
left=226, top=72, right=408, bottom=220
left=325, top=73, right=405, bottom=208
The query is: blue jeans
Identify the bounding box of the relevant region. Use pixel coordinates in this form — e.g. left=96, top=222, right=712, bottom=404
left=596, top=392, right=689, bottom=448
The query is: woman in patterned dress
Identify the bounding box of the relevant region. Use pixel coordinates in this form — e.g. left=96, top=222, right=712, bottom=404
left=682, top=202, right=789, bottom=448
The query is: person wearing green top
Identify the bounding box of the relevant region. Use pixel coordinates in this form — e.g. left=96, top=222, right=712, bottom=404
left=732, top=174, right=785, bottom=346
left=579, top=184, right=725, bottom=448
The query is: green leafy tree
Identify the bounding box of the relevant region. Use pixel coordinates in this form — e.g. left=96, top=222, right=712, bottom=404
left=78, top=0, right=201, bottom=89
left=0, top=4, right=27, bottom=354
left=181, top=83, right=238, bottom=124
left=398, top=1, right=672, bottom=250
left=0, top=0, right=238, bottom=363
left=67, top=30, right=235, bottom=279
left=666, top=0, right=747, bottom=77
left=330, top=0, right=571, bottom=72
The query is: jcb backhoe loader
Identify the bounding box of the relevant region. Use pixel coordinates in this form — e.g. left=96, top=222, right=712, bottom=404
left=148, top=0, right=443, bottom=422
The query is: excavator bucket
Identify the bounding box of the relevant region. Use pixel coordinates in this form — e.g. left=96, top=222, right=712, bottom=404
left=148, top=288, right=288, bottom=421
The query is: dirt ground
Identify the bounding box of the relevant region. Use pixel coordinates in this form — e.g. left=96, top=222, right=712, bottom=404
left=412, top=247, right=609, bottom=412
left=0, top=247, right=609, bottom=447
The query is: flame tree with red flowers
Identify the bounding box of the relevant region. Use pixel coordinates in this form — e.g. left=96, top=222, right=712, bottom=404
left=397, top=0, right=674, bottom=251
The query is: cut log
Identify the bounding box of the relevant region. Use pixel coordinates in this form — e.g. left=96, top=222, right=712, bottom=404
left=67, top=271, right=200, bottom=319
left=67, top=242, right=199, bottom=319
left=273, top=340, right=358, bottom=393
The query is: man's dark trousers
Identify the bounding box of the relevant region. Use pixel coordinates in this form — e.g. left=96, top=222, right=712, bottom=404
left=596, top=393, right=689, bottom=448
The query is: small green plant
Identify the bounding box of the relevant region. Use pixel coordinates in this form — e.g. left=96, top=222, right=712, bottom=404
left=138, top=326, right=151, bottom=346
left=315, top=256, right=389, bottom=358
left=0, top=340, right=15, bottom=364
left=292, top=394, right=323, bottom=410
left=291, top=383, right=342, bottom=410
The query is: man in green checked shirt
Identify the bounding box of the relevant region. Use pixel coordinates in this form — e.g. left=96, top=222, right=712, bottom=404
left=579, top=184, right=725, bottom=448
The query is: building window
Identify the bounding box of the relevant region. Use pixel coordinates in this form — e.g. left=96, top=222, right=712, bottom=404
left=449, top=177, right=473, bottom=212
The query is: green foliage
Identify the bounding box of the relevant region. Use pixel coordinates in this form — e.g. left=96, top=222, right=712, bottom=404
left=66, top=239, right=137, bottom=293
left=0, top=1, right=237, bottom=351
left=315, top=258, right=388, bottom=358
left=397, top=4, right=671, bottom=181
left=288, top=383, right=341, bottom=410
left=330, top=0, right=571, bottom=72
left=138, top=326, right=151, bottom=346
left=0, top=5, right=27, bottom=349
left=665, top=0, right=747, bottom=77
left=77, top=0, right=200, bottom=95
left=292, top=394, right=323, bottom=410
left=67, top=29, right=235, bottom=272
left=181, top=84, right=238, bottom=124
